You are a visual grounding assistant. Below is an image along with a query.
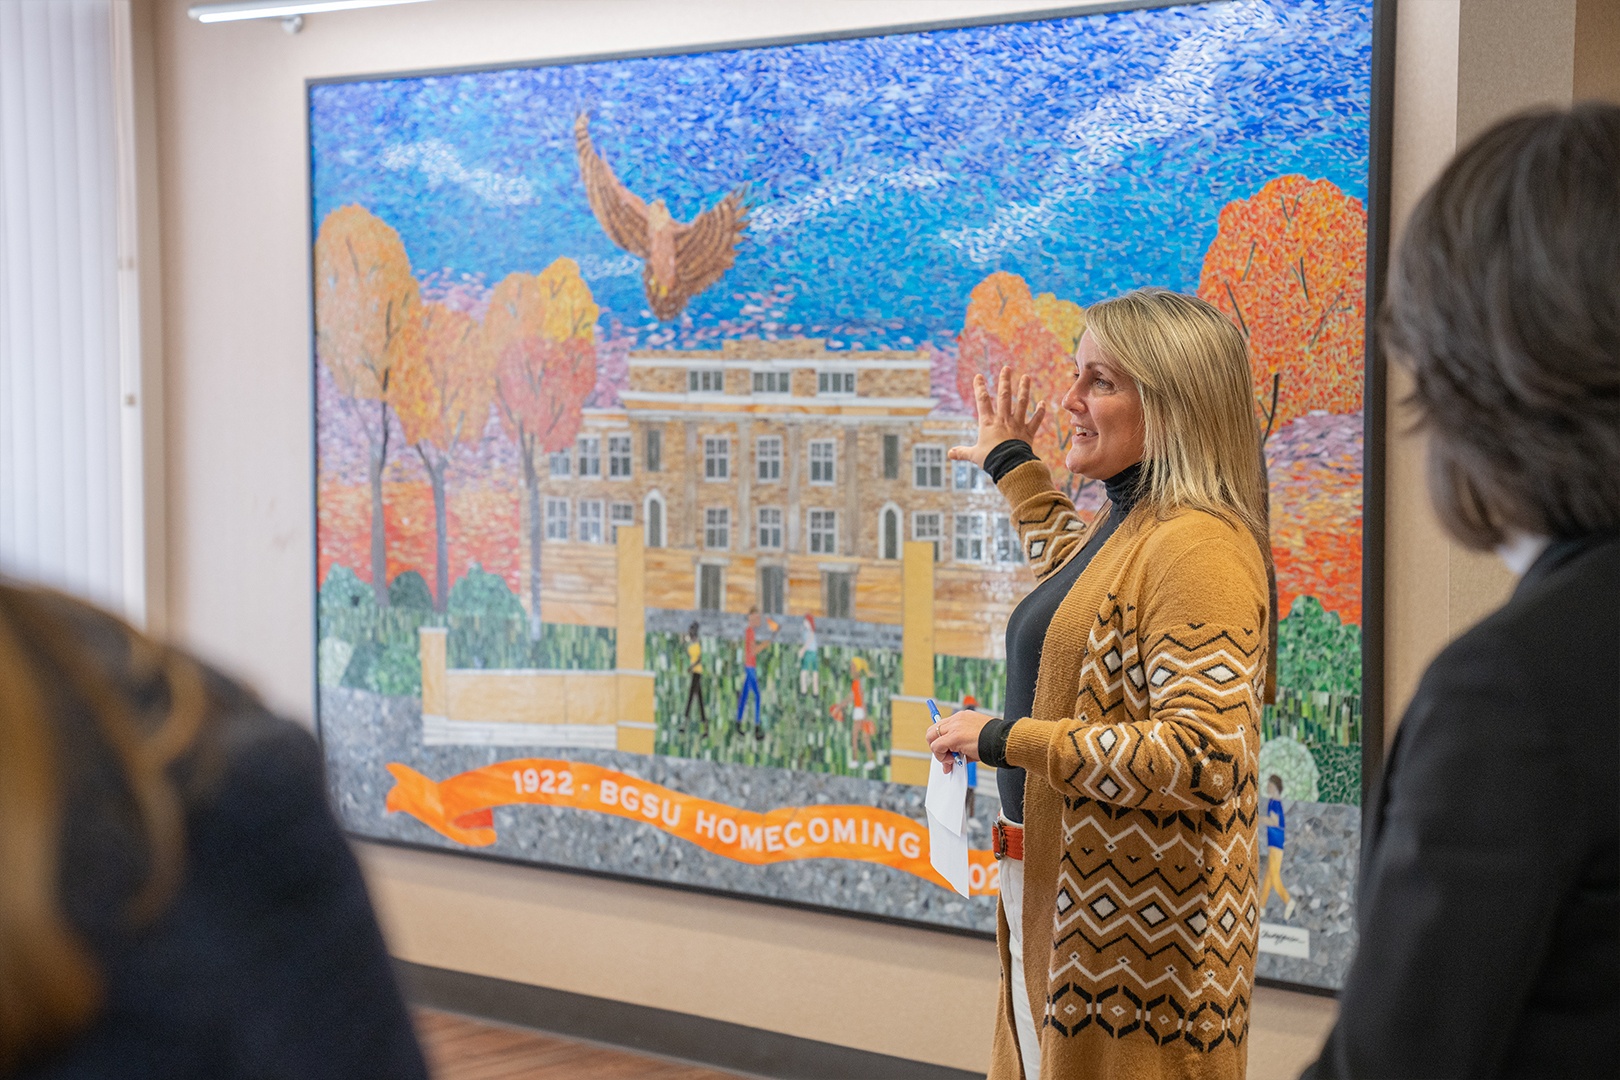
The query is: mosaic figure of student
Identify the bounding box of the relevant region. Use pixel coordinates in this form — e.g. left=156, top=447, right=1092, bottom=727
left=681, top=622, right=706, bottom=735
left=849, top=655, right=876, bottom=770
left=1260, top=773, right=1296, bottom=919
left=798, top=613, right=820, bottom=696
left=734, top=608, right=772, bottom=740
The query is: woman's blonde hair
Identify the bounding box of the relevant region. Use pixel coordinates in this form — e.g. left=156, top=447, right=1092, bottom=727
left=0, top=586, right=211, bottom=1073
left=1085, top=288, right=1271, bottom=564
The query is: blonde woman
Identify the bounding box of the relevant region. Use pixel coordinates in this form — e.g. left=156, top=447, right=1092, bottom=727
left=929, top=289, right=1270, bottom=1080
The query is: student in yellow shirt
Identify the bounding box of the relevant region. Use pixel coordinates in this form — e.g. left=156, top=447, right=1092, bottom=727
left=682, top=622, right=706, bottom=735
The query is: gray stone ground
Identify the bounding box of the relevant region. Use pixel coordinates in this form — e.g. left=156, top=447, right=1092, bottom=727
left=320, top=686, right=1358, bottom=987
left=1255, top=801, right=1360, bottom=990
left=320, top=686, right=998, bottom=931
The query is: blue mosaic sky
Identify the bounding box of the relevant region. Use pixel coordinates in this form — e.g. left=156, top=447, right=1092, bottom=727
left=309, top=0, right=1372, bottom=350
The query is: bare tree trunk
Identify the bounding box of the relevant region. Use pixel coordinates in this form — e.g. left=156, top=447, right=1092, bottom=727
left=368, top=415, right=390, bottom=607
left=421, top=448, right=449, bottom=614
left=523, top=441, right=542, bottom=640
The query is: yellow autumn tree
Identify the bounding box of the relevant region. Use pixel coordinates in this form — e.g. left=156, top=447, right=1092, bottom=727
left=392, top=302, right=493, bottom=612
left=314, top=204, right=422, bottom=606
left=956, top=272, right=1088, bottom=497
left=485, top=259, right=599, bottom=634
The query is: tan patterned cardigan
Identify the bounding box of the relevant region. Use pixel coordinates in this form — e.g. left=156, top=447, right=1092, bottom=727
left=988, top=459, right=1268, bottom=1080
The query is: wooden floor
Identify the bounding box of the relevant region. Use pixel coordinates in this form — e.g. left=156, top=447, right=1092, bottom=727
left=417, top=987, right=1335, bottom=1079
left=415, top=1009, right=747, bottom=1080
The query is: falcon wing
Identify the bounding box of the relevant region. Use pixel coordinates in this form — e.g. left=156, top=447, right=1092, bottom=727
left=574, top=112, right=650, bottom=258
left=670, top=189, right=749, bottom=307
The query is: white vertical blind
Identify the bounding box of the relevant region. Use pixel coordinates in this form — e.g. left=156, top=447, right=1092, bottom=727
left=0, top=0, right=143, bottom=622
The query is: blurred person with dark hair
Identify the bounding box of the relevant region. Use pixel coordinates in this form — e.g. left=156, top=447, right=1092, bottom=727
left=0, top=584, right=429, bottom=1079
left=1306, top=103, right=1620, bottom=1078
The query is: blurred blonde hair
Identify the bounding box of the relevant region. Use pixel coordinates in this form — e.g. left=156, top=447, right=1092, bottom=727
left=1084, top=288, right=1270, bottom=562
left=0, top=586, right=211, bottom=1072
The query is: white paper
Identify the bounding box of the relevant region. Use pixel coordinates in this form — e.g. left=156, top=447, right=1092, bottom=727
left=925, top=751, right=969, bottom=836
left=926, top=752, right=971, bottom=897
left=927, top=807, right=971, bottom=897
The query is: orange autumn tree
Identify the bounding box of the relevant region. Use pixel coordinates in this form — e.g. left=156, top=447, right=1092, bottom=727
left=315, top=204, right=422, bottom=607
left=956, top=272, right=1088, bottom=497
left=1197, top=175, right=1366, bottom=438
left=392, top=302, right=494, bottom=612
left=486, top=259, right=599, bottom=636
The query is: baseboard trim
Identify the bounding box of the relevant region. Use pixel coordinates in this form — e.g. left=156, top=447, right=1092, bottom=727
left=1256, top=975, right=1340, bottom=999
left=396, top=960, right=982, bottom=1080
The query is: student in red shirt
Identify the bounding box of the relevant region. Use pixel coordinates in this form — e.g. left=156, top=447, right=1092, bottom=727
left=734, top=608, right=771, bottom=740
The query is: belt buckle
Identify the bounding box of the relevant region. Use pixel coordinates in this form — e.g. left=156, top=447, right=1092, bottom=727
left=993, top=822, right=1008, bottom=860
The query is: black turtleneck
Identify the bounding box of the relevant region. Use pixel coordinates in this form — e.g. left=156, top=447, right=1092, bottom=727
left=978, top=441, right=1144, bottom=823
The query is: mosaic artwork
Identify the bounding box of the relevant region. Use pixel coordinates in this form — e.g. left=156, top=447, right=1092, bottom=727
left=310, top=0, right=1376, bottom=988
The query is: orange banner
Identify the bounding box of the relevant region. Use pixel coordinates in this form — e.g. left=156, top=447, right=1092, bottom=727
left=385, top=758, right=1000, bottom=896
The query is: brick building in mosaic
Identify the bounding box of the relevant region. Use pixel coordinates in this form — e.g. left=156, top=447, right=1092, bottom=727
left=523, top=339, right=1032, bottom=658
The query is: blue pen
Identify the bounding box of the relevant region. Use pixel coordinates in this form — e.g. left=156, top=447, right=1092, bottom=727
left=926, top=699, right=963, bottom=767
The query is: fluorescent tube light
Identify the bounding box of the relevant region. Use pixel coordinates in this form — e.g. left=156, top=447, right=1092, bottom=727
left=189, top=0, right=432, bottom=24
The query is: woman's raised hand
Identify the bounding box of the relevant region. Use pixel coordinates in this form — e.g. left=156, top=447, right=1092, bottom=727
left=948, top=366, right=1048, bottom=468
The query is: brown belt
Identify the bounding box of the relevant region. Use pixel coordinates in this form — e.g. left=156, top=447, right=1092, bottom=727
left=992, top=819, right=1024, bottom=861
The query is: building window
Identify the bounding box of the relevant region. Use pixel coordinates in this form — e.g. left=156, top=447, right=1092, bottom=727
left=610, top=502, right=635, bottom=541
left=704, top=507, right=730, bottom=550
left=883, top=434, right=899, bottom=480
left=578, top=500, right=604, bottom=544
left=823, top=571, right=852, bottom=619
left=757, top=507, right=783, bottom=550
left=688, top=369, right=725, bottom=393
left=913, top=445, right=944, bottom=489
left=645, top=493, right=664, bottom=547
left=645, top=428, right=663, bottom=472
left=953, top=461, right=988, bottom=492
left=913, top=511, right=942, bottom=561
left=808, top=439, right=836, bottom=485
left=703, top=437, right=729, bottom=480
left=756, top=436, right=782, bottom=482
left=808, top=509, right=838, bottom=555
left=994, top=514, right=1024, bottom=564
left=816, top=370, right=855, bottom=395
left=544, top=498, right=569, bottom=541
left=699, top=564, right=724, bottom=612
left=752, top=370, right=790, bottom=394
left=759, top=565, right=786, bottom=615
left=549, top=450, right=571, bottom=478
left=880, top=506, right=900, bottom=560
left=954, top=513, right=985, bottom=562
left=608, top=435, right=632, bottom=478
left=576, top=436, right=601, bottom=478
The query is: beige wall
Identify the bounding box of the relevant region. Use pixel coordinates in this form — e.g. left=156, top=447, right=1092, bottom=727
left=1575, top=0, right=1620, bottom=102
left=1382, top=0, right=1583, bottom=735
left=141, top=0, right=1588, bottom=1070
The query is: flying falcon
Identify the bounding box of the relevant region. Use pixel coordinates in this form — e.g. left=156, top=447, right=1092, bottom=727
left=574, top=112, right=750, bottom=321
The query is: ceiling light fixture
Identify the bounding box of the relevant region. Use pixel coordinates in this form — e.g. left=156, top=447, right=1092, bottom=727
left=188, top=0, right=433, bottom=25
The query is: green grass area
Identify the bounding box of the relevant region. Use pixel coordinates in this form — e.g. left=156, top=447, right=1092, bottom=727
left=318, top=564, right=1365, bottom=798
left=648, top=631, right=901, bottom=777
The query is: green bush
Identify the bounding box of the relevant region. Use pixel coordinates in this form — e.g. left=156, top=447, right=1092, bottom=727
left=389, top=570, right=435, bottom=612
left=319, top=565, right=373, bottom=617
left=1259, top=736, right=1320, bottom=802
left=448, top=562, right=525, bottom=619
left=371, top=639, right=422, bottom=696
left=1276, top=595, right=1361, bottom=696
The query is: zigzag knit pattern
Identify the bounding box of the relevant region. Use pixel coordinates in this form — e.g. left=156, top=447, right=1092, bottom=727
left=991, top=460, right=1268, bottom=1080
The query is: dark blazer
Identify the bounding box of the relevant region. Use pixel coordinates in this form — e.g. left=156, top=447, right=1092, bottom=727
left=1305, top=536, right=1619, bottom=1079
left=22, top=599, right=429, bottom=1080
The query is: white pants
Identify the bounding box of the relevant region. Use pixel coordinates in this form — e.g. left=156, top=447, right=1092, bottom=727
left=999, top=840, right=1042, bottom=1078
